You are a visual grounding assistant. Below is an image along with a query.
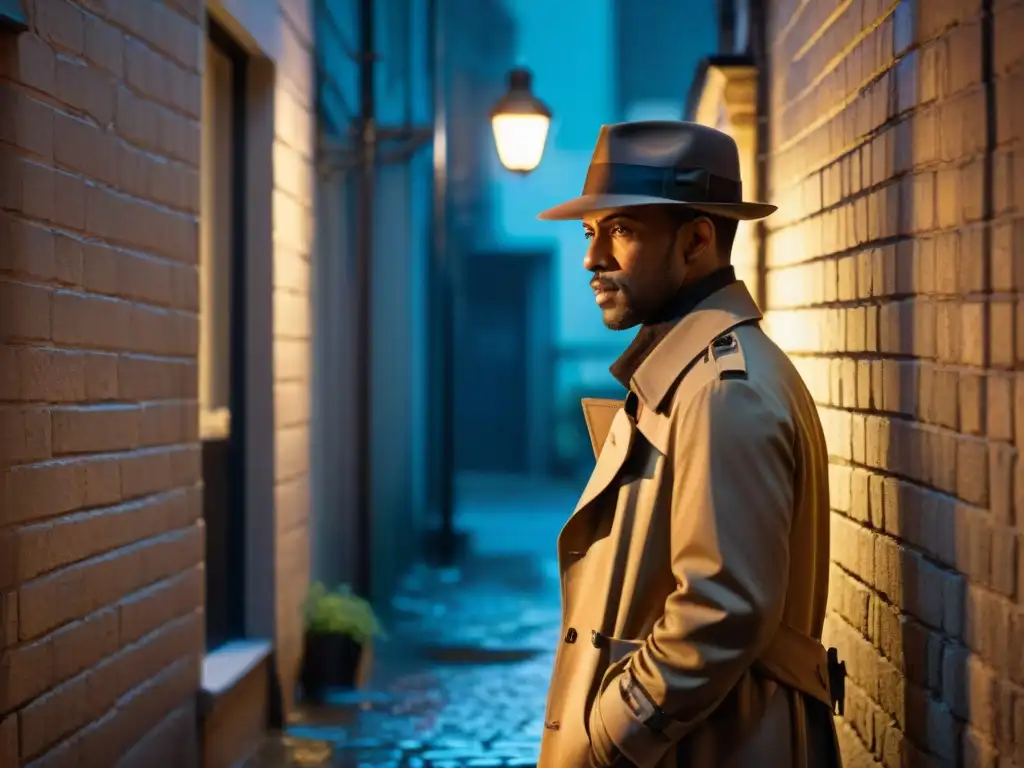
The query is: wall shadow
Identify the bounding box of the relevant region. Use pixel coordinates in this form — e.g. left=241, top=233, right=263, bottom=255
left=884, top=0, right=1010, bottom=765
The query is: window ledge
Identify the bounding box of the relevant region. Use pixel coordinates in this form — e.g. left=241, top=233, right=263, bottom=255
left=685, top=55, right=757, bottom=128
left=201, top=639, right=273, bottom=702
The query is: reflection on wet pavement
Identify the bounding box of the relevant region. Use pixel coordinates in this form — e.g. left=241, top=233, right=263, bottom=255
left=248, top=476, right=575, bottom=768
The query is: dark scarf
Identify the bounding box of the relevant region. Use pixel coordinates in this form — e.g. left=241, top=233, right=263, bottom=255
left=608, top=266, right=737, bottom=389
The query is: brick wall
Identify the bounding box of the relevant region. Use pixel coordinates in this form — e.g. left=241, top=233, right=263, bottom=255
left=0, top=0, right=205, bottom=765
left=764, top=0, right=1024, bottom=764
left=269, top=0, right=314, bottom=715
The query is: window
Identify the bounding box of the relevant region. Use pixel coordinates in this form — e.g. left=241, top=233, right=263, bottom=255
left=201, top=18, right=248, bottom=650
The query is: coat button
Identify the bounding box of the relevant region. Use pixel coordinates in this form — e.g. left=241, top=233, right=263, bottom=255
left=564, top=628, right=577, bottom=643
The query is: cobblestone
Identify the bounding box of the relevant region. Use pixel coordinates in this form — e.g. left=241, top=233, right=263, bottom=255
left=248, top=477, right=574, bottom=768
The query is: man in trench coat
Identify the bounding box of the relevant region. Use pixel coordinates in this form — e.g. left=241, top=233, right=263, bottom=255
left=535, top=121, right=843, bottom=768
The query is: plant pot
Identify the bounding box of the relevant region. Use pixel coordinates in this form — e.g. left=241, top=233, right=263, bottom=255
left=300, top=631, right=364, bottom=704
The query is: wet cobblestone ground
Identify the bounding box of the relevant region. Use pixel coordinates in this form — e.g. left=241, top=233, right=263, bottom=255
left=248, top=475, right=576, bottom=768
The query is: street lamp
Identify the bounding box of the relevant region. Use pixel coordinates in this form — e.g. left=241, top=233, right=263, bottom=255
left=490, top=68, right=552, bottom=174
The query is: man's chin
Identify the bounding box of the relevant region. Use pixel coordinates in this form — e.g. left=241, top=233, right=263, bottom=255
left=600, top=308, right=639, bottom=331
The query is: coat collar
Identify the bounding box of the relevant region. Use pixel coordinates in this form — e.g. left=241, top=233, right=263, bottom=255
left=609, top=267, right=737, bottom=389
left=629, top=280, right=762, bottom=414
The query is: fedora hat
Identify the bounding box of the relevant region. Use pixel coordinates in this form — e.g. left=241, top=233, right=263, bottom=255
left=537, top=120, right=776, bottom=221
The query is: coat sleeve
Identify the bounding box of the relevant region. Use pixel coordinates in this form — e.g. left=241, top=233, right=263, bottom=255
left=589, top=377, right=796, bottom=768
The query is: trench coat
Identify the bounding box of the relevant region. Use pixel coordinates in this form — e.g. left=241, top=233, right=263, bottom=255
left=538, top=281, right=842, bottom=768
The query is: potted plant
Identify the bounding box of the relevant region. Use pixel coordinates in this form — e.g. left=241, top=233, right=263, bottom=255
left=299, top=582, right=385, bottom=703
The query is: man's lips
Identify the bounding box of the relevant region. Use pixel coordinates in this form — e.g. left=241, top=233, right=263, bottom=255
left=592, top=282, right=619, bottom=306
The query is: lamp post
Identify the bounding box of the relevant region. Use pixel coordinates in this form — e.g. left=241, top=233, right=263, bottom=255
left=490, top=68, right=552, bottom=174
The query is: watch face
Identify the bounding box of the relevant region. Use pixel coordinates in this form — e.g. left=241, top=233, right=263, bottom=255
left=620, top=675, right=646, bottom=718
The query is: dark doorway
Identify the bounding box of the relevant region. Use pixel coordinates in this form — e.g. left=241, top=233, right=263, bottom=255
left=455, top=250, right=555, bottom=476
left=202, top=18, right=248, bottom=650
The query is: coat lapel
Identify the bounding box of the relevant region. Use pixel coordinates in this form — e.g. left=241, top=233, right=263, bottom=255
left=572, top=408, right=635, bottom=516
left=564, top=282, right=763, bottom=531
left=581, top=398, right=624, bottom=459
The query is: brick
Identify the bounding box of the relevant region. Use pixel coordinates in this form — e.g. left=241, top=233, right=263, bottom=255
left=961, top=727, right=998, bottom=768
left=994, top=0, right=1024, bottom=75
left=108, top=656, right=200, bottom=764
left=990, top=526, right=1019, bottom=599
left=0, top=279, right=52, bottom=342
left=51, top=404, right=140, bottom=455
left=0, top=406, right=52, bottom=465
left=52, top=291, right=132, bottom=350
left=989, top=442, right=1017, bottom=526
left=107, top=612, right=201, bottom=703
left=18, top=663, right=115, bottom=761
left=118, top=566, right=201, bottom=644
left=987, top=373, right=1014, bottom=443
left=1, top=454, right=122, bottom=526
left=34, top=0, right=85, bottom=54
left=15, top=489, right=196, bottom=581
left=2, top=33, right=57, bottom=94
left=955, top=504, right=993, bottom=589
left=0, top=87, right=54, bottom=160
left=0, top=629, right=53, bottom=710
left=54, top=56, right=116, bottom=127
left=17, top=522, right=201, bottom=641
left=83, top=13, right=123, bottom=78
left=117, top=354, right=193, bottom=401
left=53, top=112, right=118, bottom=187
left=0, top=715, right=16, bottom=768
left=957, top=435, right=989, bottom=507
left=3, top=347, right=83, bottom=402
left=964, top=585, right=1011, bottom=670
left=905, top=682, right=959, bottom=763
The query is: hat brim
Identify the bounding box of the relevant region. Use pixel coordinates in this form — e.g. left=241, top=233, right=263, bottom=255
left=536, top=194, right=777, bottom=221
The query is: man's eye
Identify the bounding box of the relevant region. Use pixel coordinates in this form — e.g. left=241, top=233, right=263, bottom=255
left=610, top=225, right=630, bottom=236
left=583, top=230, right=594, bottom=240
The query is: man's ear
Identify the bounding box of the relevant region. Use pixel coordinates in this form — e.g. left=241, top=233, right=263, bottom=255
left=682, top=218, right=713, bottom=263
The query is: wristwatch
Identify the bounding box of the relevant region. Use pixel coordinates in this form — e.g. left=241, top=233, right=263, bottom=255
left=619, top=673, right=672, bottom=734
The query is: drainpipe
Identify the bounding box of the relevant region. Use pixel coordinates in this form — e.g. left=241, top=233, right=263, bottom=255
left=751, top=0, right=769, bottom=312
left=354, top=0, right=376, bottom=598
left=426, top=0, right=457, bottom=561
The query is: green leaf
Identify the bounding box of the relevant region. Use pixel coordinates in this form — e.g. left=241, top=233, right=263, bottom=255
left=302, top=582, right=386, bottom=644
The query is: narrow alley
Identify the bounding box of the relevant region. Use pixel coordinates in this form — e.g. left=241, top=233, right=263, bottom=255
left=247, top=476, right=574, bottom=767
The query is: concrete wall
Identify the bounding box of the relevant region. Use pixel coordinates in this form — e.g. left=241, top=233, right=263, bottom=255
left=0, top=0, right=205, bottom=763
left=764, top=0, right=1024, bottom=763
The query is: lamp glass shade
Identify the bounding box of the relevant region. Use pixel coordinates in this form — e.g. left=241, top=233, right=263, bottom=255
left=491, top=113, right=551, bottom=173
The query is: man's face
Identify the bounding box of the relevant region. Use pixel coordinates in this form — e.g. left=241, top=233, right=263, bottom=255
left=582, top=206, right=706, bottom=330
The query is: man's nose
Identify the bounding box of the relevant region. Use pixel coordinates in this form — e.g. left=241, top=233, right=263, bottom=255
left=583, top=238, right=610, bottom=272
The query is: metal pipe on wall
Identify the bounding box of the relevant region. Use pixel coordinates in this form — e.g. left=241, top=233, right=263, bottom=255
left=427, top=0, right=456, bottom=557
left=354, top=0, right=376, bottom=597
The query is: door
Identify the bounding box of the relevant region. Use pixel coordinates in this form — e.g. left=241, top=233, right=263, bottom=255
left=201, top=18, right=248, bottom=650
left=455, top=250, right=553, bottom=475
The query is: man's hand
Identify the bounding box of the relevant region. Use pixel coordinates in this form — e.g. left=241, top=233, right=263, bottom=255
left=588, top=747, right=634, bottom=768
left=590, top=722, right=635, bottom=768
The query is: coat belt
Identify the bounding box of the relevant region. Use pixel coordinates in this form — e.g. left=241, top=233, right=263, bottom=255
left=754, top=622, right=844, bottom=713
left=655, top=622, right=845, bottom=741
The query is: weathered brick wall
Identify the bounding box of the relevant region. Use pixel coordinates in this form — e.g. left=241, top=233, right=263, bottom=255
left=270, top=0, right=314, bottom=715
left=0, top=0, right=205, bottom=765
left=764, top=0, right=1024, bottom=764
